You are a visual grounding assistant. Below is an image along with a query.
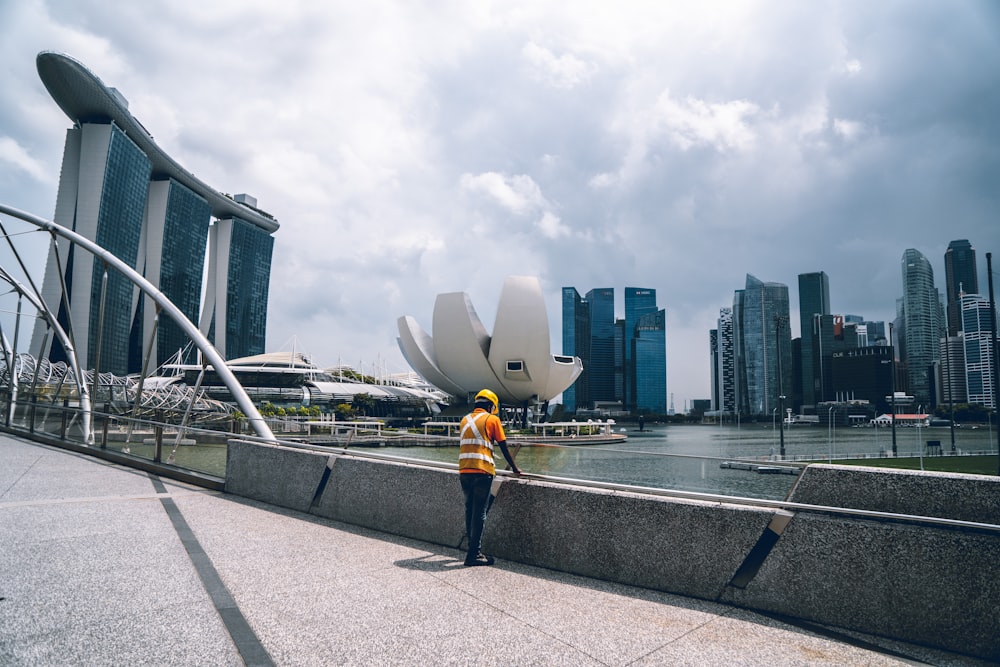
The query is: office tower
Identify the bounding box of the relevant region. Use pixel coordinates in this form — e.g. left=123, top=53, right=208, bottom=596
left=633, top=309, right=666, bottom=413
left=736, top=274, right=792, bottom=417
left=624, top=288, right=658, bottom=407
left=962, top=294, right=996, bottom=409
left=830, top=346, right=895, bottom=411
left=32, top=51, right=279, bottom=375
left=899, top=249, right=942, bottom=406
left=562, top=286, right=666, bottom=413
left=709, top=329, right=720, bottom=412
left=944, top=240, right=978, bottom=336
left=939, top=334, right=968, bottom=405
left=585, top=288, right=616, bottom=403
left=715, top=307, right=735, bottom=415
left=561, top=287, right=589, bottom=412
left=798, top=272, right=830, bottom=410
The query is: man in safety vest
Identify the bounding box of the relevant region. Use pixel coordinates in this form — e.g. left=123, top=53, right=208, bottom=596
left=459, top=388, right=521, bottom=566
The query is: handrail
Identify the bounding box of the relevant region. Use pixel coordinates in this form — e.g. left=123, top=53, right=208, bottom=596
left=0, top=203, right=275, bottom=441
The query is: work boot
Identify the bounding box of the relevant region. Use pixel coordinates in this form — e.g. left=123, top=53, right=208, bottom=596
left=464, top=551, right=495, bottom=567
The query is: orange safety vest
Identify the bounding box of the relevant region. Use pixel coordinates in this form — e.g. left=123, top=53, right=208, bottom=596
left=458, top=409, right=504, bottom=475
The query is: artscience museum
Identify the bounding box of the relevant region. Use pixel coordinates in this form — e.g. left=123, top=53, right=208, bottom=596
left=397, top=276, right=583, bottom=407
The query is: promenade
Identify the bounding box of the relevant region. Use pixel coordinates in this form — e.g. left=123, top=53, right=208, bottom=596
left=0, top=434, right=989, bottom=666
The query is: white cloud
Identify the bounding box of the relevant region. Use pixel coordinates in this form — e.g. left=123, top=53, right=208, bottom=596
left=522, top=41, right=593, bottom=89
left=655, top=92, right=760, bottom=153
left=0, top=137, right=50, bottom=182
left=460, top=171, right=546, bottom=215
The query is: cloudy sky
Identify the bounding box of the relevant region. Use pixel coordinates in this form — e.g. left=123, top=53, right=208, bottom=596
left=1, top=1, right=998, bottom=410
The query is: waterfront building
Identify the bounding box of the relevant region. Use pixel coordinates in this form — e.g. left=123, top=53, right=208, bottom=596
left=561, top=287, right=589, bottom=412
left=830, top=345, right=895, bottom=412
left=734, top=274, right=792, bottom=418
left=961, top=294, right=996, bottom=409
left=711, top=307, right=736, bottom=415
left=31, top=51, right=279, bottom=375
left=798, top=271, right=830, bottom=411
left=633, top=309, right=667, bottom=414
left=899, top=249, right=943, bottom=406
left=624, top=287, right=658, bottom=407
left=944, top=239, right=978, bottom=336
left=586, top=288, right=617, bottom=404
left=562, top=286, right=666, bottom=413
left=939, top=334, right=968, bottom=405
left=397, top=276, right=582, bottom=407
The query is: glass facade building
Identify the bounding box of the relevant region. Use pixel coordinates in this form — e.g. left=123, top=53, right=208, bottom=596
left=944, top=239, right=978, bottom=336
left=736, top=274, right=792, bottom=418
left=900, top=248, right=942, bottom=406
left=562, top=286, right=666, bottom=413
left=585, top=288, right=616, bottom=403
left=633, top=309, right=666, bottom=413
left=624, top=287, right=658, bottom=407
left=962, top=294, right=996, bottom=409
left=798, top=271, right=830, bottom=410
left=561, top=288, right=589, bottom=412
left=33, top=51, right=279, bottom=375
left=149, top=178, right=212, bottom=366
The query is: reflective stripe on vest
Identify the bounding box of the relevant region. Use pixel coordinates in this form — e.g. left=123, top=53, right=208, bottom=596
left=459, top=411, right=495, bottom=475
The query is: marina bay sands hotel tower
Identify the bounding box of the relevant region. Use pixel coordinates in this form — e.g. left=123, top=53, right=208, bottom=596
left=31, top=52, right=278, bottom=375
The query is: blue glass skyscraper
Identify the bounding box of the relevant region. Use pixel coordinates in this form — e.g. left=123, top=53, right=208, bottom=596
left=561, top=287, right=588, bottom=412
left=944, top=239, right=978, bottom=336
left=585, top=288, right=616, bottom=403
left=562, top=286, right=666, bottom=414
left=798, top=271, right=830, bottom=410
left=633, top=309, right=666, bottom=413
left=900, top=248, right=941, bottom=405
left=735, top=274, right=792, bottom=418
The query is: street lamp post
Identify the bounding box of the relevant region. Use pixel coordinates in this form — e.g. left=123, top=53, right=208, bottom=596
left=917, top=405, right=924, bottom=471
left=775, top=314, right=788, bottom=459
left=986, top=252, right=1000, bottom=475
left=889, top=322, right=898, bottom=456
left=828, top=406, right=834, bottom=462
left=772, top=408, right=777, bottom=457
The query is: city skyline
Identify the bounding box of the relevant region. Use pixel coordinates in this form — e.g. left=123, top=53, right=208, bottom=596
left=0, top=3, right=997, bottom=408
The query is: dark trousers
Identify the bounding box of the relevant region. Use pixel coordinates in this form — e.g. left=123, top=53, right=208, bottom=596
left=460, top=473, right=494, bottom=557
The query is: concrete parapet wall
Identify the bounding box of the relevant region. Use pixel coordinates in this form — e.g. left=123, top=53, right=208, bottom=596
left=788, top=463, right=1000, bottom=524
left=313, top=456, right=466, bottom=547
left=224, top=441, right=999, bottom=661
left=486, top=480, right=772, bottom=601
left=721, top=513, right=1000, bottom=660
left=226, top=440, right=331, bottom=513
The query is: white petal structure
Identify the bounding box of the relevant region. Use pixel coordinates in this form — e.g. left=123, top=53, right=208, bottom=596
left=397, top=276, right=583, bottom=405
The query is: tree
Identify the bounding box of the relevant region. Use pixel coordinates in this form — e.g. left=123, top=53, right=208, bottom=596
left=352, top=392, right=376, bottom=416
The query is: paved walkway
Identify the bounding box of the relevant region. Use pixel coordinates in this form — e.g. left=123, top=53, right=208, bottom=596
left=0, top=434, right=990, bottom=666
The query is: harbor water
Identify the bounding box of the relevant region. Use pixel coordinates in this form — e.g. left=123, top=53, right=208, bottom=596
left=382, top=423, right=1000, bottom=501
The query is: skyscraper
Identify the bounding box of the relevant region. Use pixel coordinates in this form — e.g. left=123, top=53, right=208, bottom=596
left=585, top=288, right=616, bottom=403
left=561, top=287, right=589, bottom=412
left=624, top=287, right=658, bottom=407
left=735, top=274, right=792, bottom=417
left=562, top=286, right=666, bottom=413
left=32, top=52, right=279, bottom=374
left=798, top=271, right=830, bottom=410
left=900, top=248, right=942, bottom=406
left=715, top=307, right=735, bottom=415
left=633, top=309, right=667, bottom=413
left=944, top=239, right=978, bottom=336
left=962, top=294, right=996, bottom=409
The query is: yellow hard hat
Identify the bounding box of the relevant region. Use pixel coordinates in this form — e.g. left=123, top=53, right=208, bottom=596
left=475, top=388, right=499, bottom=414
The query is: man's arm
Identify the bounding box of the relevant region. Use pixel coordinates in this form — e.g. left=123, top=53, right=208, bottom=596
left=496, top=439, right=522, bottom=476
